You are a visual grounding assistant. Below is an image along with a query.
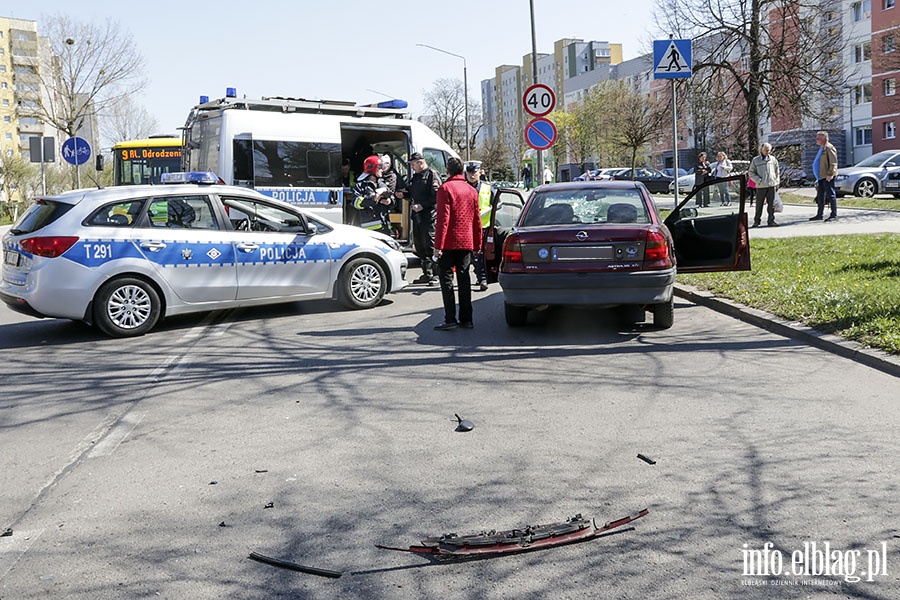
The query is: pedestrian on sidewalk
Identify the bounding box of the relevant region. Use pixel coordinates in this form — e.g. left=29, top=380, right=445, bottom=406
left=809, top=131, right=838, bottom=222
left=433, top=157, right=481, bottom=331
left=748, top=143, right=781, bottom=227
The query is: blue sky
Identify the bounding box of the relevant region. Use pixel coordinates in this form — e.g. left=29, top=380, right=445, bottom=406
left=12, top=1, right=658, bottom=135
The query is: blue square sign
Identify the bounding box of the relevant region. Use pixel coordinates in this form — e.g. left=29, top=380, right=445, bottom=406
left=653, top=39, right=692, bottom=79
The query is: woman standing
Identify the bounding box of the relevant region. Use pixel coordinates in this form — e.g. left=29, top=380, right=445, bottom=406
left=713, top=151, right=734, bottom=205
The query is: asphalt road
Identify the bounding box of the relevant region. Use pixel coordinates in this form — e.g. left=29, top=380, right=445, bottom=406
left=1, top=279, right=899, bottom=598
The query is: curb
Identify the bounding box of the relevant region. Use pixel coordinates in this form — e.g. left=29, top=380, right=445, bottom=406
left=674, top=284, right=900, bottom=379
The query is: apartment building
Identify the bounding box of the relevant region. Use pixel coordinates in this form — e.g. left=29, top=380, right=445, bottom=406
left=479, top=38, right=622, bottom=173
left=0, top=17, right=47, bottom=162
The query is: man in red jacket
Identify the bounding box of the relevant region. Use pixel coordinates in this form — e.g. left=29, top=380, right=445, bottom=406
left=433, top=157, right=482, bottom=331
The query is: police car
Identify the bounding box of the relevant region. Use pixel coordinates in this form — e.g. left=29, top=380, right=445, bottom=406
left=1, top=172, right=408, bottom=337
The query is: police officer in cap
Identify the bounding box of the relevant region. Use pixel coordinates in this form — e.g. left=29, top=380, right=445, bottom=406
left=465, top=160, right=492, bottom=291
left=406, top=152, right=441, bottom=284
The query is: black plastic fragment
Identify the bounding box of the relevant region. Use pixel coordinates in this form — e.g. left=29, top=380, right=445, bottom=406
left=248, top=551, right=342, bottom=578
left=454, top=414, right=474, bottom=432
left=1, top=528, right=11, bottom=537
left=637, top=453, right=656, bottom=465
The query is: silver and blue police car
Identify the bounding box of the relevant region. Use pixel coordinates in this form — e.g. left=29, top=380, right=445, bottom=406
left=1, top=172, right=407, bottom=337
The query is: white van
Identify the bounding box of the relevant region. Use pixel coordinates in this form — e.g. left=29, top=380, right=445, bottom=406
left=181, top=93, right=458, bottom=240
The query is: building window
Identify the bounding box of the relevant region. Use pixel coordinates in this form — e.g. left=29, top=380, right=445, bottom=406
left=887, top=0, right=895, bottom=9
left=855, top=83, right=873, bottom=104
left=855, top=126, right=873, bottom=145
left=855, top=42, right=872, bottom=62
left=853, top=125, right=872, bottom=146
left=885, top=78, right=897, bottom=96
left=885, top=121, right=896, bottom=139
left=885, top=35, right=896, bottom=52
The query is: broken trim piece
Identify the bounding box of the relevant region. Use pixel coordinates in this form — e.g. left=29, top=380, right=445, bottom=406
left=375, top=508, right=649, bottom=557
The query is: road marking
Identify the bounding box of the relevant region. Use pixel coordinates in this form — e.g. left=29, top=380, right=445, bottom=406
left=0, top=529, right=44, bottom=581
left=88, top=412, right=146, bottom=458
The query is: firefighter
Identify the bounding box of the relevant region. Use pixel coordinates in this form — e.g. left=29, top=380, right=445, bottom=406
left=353, top=155, right=394, bottom=235
left=465, top=161, right=492, bottom=291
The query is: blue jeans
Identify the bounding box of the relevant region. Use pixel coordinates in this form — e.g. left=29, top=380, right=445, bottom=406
left=815, top=179, right=837, bottom=218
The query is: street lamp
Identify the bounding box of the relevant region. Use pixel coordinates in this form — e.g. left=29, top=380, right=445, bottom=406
left=416, top=43, right=470, bottom=161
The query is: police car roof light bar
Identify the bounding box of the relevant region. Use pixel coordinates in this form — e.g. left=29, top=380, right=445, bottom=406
left=161, top=171, right=219, bottom=185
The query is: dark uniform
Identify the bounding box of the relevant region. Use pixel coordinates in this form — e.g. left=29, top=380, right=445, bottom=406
left=407, top=163, right=441, bottom=282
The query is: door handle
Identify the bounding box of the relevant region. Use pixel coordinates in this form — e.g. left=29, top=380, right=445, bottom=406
left=237, top=243, right=259, bottom=253
left=140, top=242, right=167, bottom=252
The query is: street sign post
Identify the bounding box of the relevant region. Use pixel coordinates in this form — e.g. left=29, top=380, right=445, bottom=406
left=654, top=38, right=693, bottom=208
left=523, top=83, right=556, bottom=117
left=653, top=39, right=692, bottom=79
left=62, top=136, right=91, bottom=189
left=524, top=117, right=558, bottom=152
left=62, top=136, right=91, bottom=166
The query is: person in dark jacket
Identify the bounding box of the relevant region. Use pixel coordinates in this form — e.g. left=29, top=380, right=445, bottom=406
left=406, top=152, right=442, bottom=284
left=693, top=152, right=712, bottom=207
left=352, top=155, right=393, bottom=234
left=433, top=157, right=481, bottom=331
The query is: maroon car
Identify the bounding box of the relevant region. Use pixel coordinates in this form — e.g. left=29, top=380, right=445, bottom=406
left=483, top=177, right=750, bottom=328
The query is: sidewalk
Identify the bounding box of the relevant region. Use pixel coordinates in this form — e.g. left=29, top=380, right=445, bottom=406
left=673, top=191, right=900, bottom=377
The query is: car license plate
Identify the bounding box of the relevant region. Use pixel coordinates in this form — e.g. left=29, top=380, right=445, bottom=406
left=886, top=181, right=900, bottom=190
left=554, top=246, right=614, bottom=261
left=3, top=251, right=19, bottom=267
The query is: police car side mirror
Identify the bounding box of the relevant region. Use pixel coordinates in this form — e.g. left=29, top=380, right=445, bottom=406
left=306, top=222, right=319, bottom=235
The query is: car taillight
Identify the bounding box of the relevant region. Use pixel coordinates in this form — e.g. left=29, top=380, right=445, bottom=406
left=19, top=236, right=80, bottom=258
left=502, top=235, right=523, bottom=263
left=643, top=230, right=671, bottom=267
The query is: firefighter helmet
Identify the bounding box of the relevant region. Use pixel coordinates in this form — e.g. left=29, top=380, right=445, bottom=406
left=363, top=155, right=382, bottom=175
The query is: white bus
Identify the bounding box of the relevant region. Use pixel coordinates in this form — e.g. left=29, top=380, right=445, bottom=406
left=181, top=93, right=458, bottom=240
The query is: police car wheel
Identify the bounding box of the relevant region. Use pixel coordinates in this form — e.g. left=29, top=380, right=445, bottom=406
left=338, top=257, right=386, bottom=309
left=94, top=277, right=162, bottom=337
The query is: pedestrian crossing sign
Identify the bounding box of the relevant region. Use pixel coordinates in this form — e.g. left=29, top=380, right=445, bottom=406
left=653, top=39, right=692, bottom=79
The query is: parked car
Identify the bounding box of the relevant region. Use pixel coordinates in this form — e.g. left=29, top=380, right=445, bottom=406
left=573, top=169, right=600, bottom=182
left=835, top=150, right=900, bottom=198
left=661, top=167, right=689, bottom=178
left=611, top=167, right=674, bottom=194
left=669, top=161, right=749, bottom=195
left=1, top=172, right=408, bottom=337
left=595, top=168, right=627, bottom=180
left=779, top=166, right=810, bottom=188
left=481, top=179, right=751, bottom=329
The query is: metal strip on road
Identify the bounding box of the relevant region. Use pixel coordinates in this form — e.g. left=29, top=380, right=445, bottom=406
left=87, top=412, right=146, bottom=458
left=0, top=529, right=44, bottom=582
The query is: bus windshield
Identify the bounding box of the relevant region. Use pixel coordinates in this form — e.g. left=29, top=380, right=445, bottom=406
left=113, top=137, right=183, bottom=185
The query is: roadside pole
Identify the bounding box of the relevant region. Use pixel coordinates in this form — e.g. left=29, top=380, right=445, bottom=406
left=530, top=0, right=542, bottom=182
left=653, top=36, right=692, bottom=207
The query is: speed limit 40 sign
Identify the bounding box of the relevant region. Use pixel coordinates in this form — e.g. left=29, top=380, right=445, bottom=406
left=523, top=84, right=556, bottom=117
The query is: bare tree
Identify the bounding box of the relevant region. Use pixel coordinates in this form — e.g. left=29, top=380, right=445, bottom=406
left=421, top=78, right=482, bottom=156
left=615, top=86, right=671, bottom=171
left=37, top=14, right=147, bottom=142
left=101, top=96, right=160, bottom=149
left=478, top=135, right=511, bottom=181
left=655, top=0, right=845, bottom=156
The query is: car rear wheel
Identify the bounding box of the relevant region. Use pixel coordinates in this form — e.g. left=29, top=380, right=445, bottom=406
left=504, top=302, right=529, bottom=327
left=854, top=178, right=877, bottom=198
left=651, top=298, right=674, bottom=329
left=94, top=277, right=162, bottom=337
left=338, top=257, right=386, bottom=309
